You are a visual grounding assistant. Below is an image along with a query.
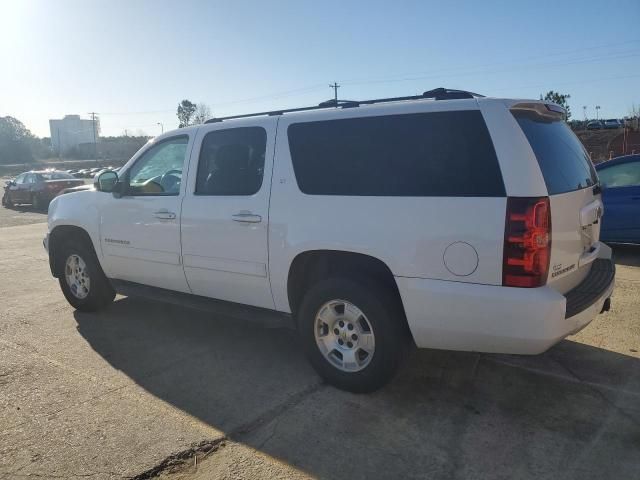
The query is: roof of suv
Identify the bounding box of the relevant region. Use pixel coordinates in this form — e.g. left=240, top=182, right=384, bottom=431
left=153, top=88, right=560, bottom=140
left=204, top=87, right=485, bottom=124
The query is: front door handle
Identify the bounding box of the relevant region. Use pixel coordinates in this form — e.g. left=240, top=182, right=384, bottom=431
left=232, top=211, right=262, bottom=223
left=153, top=210, right=176, bottom=220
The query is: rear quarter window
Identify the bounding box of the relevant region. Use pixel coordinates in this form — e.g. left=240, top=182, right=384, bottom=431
left=512, top=110, right=597, bottom=195
left=287, top=110, right=505, bottom=197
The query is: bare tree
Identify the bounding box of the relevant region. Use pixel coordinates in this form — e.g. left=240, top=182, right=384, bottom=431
left=629, top=104, right=639, bottom=131
left=193, top=103, right=212, bottom=125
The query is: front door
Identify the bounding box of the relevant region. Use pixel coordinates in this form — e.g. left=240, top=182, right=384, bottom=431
left=98, top=134, right=194, bottom=293
left=9, top=173, right=28, bottom=203
left=180, top=119, right=276, bottom=309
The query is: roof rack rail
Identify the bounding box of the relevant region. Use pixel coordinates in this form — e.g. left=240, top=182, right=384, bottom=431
left=204, top=87, right=483, bottom=123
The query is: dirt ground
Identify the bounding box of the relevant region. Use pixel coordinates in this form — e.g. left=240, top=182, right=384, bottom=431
left=0, top=217, right=638, bottom=479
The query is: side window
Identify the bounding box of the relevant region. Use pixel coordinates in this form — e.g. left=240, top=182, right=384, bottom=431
left=287, top=111, right=505, bottom=197
left=127, top=136, right=188, bottom=196
left=195, top=127, right=266, bottom=196
left=14, top=174, right=26, bottom=184
left=24, top=174, right=35, bottom=184
left=598, top=161, right=640, bottom=188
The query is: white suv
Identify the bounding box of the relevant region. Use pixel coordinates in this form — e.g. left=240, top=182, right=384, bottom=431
left=44, top=88, right=615, bottom=392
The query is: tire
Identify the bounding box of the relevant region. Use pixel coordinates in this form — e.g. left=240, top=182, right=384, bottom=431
left=57, top=239, right=115, bottom=312
left=297, top=276, right=408, bottom=393
left=3, top=194, right=13, bottom=208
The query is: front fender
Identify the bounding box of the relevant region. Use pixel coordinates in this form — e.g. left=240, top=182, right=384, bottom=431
left=48, top=190, right=104, bottom=259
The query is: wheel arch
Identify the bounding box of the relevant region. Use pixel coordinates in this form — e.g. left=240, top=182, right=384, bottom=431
left=48, top=225, right=99, bottom=278
left=286, top=249, right=407, bottom=325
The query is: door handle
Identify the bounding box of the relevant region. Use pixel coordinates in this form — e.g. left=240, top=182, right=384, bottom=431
left=153, top=210, right=176, bottom=220
left=232, top=211, right=262, bottom=223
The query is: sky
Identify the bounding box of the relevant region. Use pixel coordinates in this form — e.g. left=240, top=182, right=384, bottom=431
left=0, top=0, right=639, bottom=138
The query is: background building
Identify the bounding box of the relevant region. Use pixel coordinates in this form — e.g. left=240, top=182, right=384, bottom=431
left=49, top=114, right=99, bottom=155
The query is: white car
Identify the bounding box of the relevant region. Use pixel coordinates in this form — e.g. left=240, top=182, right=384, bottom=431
left=44, top=88, right=615, bottom=392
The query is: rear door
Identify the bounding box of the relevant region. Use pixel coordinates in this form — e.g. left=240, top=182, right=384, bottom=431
left=597, top=158, right=640, bottom=242
left=511, top=106, right=601, bottom=294
left=180, top=119, right=276, bottom=309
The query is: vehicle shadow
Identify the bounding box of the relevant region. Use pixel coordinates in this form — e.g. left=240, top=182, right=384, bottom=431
left=612, top=244, right=640, bottom=267
left=74, top=297, right=640, bottom=479
left=3, top=204, right=40, bottom=212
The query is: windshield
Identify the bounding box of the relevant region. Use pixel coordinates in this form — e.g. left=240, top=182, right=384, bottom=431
left=512, top=110, right=598, bottom=194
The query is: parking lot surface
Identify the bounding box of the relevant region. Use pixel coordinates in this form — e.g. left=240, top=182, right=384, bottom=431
left=0, top=219, right=638, bottom=480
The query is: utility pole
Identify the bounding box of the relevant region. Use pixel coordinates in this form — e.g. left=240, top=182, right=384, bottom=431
left=329, top=82, right=340, bottom=104
left=56, top=127, right=61, bottom=159
left=88, top=112, right=98, bottom=164
left=595, top=105, right=601, bottom=120
left=583, top=106, right=587, bottom=121
left=157, top=122, right=164, bottom=134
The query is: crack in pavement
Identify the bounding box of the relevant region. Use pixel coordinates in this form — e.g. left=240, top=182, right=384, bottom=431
left=129, top=381, right=325, bottom=479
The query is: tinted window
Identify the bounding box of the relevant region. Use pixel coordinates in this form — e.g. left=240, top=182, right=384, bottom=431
left=14, top=174, right=27, bottom=184
left=195, top=127, right=266, bottom=196
left=512, top=110, right=597, bottom=195
left=287, top=111, right=504, bottom=196
left=128, top=136, right=188, bottom=196
left=598, top=161, right=640, bottom=188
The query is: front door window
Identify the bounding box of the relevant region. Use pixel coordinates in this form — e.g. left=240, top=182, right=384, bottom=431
left=126, top=136, right=188, bottom=196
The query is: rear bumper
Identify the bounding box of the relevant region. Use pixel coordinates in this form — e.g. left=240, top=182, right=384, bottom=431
left=396, top=243, right=615, bottom=354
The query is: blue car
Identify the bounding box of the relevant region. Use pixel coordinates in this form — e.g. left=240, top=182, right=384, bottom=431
left=596, top=154, right=640, bottom=244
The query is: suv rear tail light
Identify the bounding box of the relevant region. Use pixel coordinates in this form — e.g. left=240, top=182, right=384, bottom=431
left=503, top=197, right=551, bottom=288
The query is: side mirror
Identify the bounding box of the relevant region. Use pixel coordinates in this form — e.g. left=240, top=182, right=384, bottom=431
left=6, top=180, right=15, bottom=187
left=95, top=170, right=118, bottom=193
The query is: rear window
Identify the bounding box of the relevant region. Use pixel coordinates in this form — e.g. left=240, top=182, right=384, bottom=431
left=287, top=110, right=505, bottom=197
left=512, top=110, right=597, bottom=195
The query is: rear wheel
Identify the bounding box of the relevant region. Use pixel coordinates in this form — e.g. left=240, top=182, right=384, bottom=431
left=57, top=240, right=115, bottom=312
left=298, top=277, right=407, bottom=393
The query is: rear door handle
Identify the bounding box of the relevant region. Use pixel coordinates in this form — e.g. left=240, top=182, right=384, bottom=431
left=153, top=210, right=176, bottom=220
left=232, top=211, right=262, bottom=223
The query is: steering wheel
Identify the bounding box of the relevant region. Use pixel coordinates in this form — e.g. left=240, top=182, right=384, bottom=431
left=160, top=169, right=182, bottom=192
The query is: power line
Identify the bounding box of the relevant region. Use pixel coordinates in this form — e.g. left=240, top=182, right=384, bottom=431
left=489, top=72, right=640, bottom=94
left=339, top=39, right=640, bottom=85
left=85, top=39, right=640, bottom=119
left=341, top=50, right=640, bottom=87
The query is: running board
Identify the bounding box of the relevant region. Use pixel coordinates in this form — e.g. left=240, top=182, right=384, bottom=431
left=110, top=279, right=294, bottom=329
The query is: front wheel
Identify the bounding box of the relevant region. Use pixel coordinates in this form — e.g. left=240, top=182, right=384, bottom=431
left=58, top=240, right=115, bottom=312
left=298, top=277, right=408, bottom=393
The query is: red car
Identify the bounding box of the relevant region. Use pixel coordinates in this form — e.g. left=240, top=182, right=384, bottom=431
left=2, top=170, right=84, bottom=210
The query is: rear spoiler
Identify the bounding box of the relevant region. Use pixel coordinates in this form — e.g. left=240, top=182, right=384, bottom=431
left=510, top=102, right=566, bottom=120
